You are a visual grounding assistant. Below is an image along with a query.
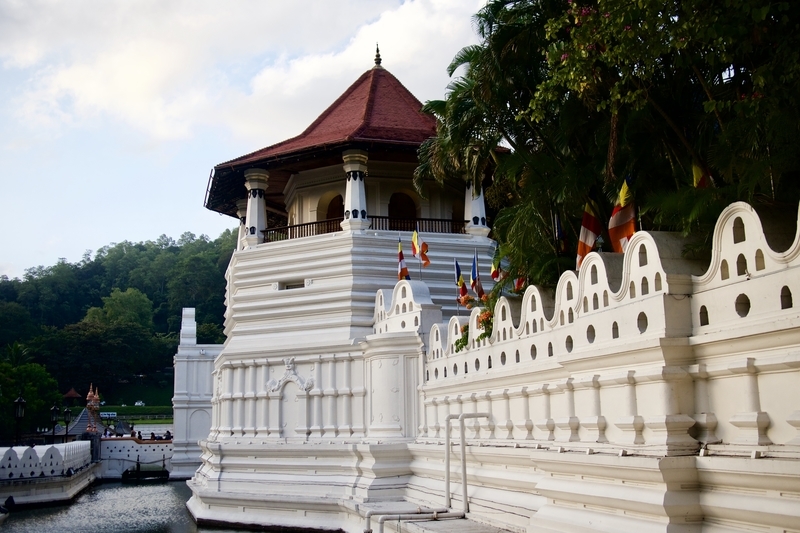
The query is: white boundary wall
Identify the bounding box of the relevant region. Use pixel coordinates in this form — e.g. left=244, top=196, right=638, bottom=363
left=183, top=201, right=800, bottom=533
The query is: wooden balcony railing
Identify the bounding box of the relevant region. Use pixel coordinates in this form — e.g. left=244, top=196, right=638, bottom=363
left=263, top=216, right=464, bottom=242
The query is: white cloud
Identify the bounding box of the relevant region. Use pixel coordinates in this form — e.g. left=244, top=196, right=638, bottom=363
left=2, top=0, right=482, bottom=144
left=0, top=0, right=485, bottom=278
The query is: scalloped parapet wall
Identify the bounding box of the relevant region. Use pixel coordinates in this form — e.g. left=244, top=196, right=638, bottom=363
left=414, top=201, right=800, bottom=456
left=0, top=442, right=91, bottom=480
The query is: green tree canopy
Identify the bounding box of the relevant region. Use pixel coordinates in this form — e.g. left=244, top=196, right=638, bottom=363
left=0, top=361, right=60, bottom=444
left=417, top=0, right=800, bottom=286
left=83, top=287, right=155, bottom=330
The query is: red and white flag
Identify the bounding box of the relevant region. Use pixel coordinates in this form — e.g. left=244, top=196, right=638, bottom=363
left=576, top=199, right=602, bottom=269
left=398, top=238, right=410, bottom=280
left=608, top=179, right=636, bottom=253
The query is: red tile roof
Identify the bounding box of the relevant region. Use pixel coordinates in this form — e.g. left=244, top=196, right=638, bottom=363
left=218, top=65, right=436, bottom=168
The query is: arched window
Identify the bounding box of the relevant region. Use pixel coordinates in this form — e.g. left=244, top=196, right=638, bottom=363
left=326, top=194, right=344, bottom=220
left=781, top=286, right=793, bottom=309
left=389, top=193, right=417, bottom=230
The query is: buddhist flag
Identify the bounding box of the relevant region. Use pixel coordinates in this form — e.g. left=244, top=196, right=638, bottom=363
left=398, top=238, right=410, bottom=280
left=470, top=250, right=485, bottom=298
left=411, top=230, right=430, bottom=267
left=490, top=246, right=506, bottom=281
left=576, top=198, right=603, bottom=269
left=692, top=160, right=712, bottom=189
left=454, top=259, right=468, bottom=298
left=608, top=177, right=636, bottom=254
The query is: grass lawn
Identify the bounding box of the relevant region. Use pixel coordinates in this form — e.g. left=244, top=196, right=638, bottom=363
left=102, top=382, right=173, bottom=407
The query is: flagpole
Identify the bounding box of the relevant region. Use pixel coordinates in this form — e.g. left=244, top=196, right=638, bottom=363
left=454, top=257, right=460, bottom=316
left=415, top=224, right=423, bottom=281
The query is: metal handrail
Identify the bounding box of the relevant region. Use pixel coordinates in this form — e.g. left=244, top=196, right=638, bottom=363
left=263, top=216, right=465, bottom=242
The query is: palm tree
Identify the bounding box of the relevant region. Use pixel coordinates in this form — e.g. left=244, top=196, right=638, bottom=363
left=3, top=342, right=33, bottom=367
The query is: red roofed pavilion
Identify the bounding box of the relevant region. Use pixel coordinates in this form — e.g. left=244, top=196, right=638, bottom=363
left=205, top=49, right=443, bottom=226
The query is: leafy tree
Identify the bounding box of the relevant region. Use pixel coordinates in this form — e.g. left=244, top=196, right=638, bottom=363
left=418, top=0, right=800, bottom=286
left=2, top=341, right=33, bottom=367
left=0, top=301, right=37, bottom=347
left=0, top=361, right=60, bottom=444
left=197, top=323, right=226, bottom=344
left=83, top=287, right=154, bottom=330
left=28, top=321, right=170, bottom=398
left=167, top=253, right=225, bottom=327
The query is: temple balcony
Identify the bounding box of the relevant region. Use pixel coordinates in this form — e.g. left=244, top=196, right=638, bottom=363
left=262, top=216, right=465, bottom=243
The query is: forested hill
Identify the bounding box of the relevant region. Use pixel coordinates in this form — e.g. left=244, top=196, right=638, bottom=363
left=0, top=228, right=236, bottom=419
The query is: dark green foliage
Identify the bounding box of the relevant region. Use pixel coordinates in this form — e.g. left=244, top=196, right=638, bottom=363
left=418, top=0, right=800, bottom=286
left=0, top=361, right=61, bottom=444
left=0, top=226, right=236, bottom=408
left=0, top=302, right=37, bottom=347
left=197, top=323, right=226, bottom=344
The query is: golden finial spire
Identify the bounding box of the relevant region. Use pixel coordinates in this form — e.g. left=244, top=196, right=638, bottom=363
left=374, top=43, right=382, bottom=67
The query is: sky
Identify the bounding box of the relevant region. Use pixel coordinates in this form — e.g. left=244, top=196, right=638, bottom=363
left=0, top=0, right=484, bottom=279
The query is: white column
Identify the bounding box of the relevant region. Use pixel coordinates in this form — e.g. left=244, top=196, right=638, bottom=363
left=234, top=363, right=245, bottom=436
left=612, top=371, right=645, bottom=445
left=464, top=183, right=490, bottom=237
left=641, top=367, right=698, bottom=453
left=244, top=361, right=256, bottom=438
left=236, top=199, right=248, bottom=250
left=500, top=389, right=514, bottom=439
left=310, top=357, right=323, bottom=437
left=554, top=378, right=579, bottom=442
left=729, top=358, right=771, bottom=445
left=691, top=365, right=720, bottom=444
left=340, top=357, right=353, bottom=437
left=532, top=384, right=554, bottom=441
left=222, top=363, right=234, bottom=436
left=575, top=375, right=607, bottom=443
left=323, top=356, right=338, bottom=436
left=341, top=149, right=370, bottom=231
left=256, top=361, right=268, bottom=437
left=431, top=397, right=441, bottom=439
left=244, top=168, right=269, bottom=247
left=514, top=386, right=534, bottom=439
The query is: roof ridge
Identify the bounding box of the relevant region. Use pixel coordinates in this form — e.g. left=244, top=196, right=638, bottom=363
left=215, top=66, right=435, bottom=170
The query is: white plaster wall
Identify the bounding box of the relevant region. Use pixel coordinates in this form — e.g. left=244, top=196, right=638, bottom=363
left=186, top=200, right=800, bottom=533
left=99, top=438, right=173, bottom=478
left=0, top=442, right=91, bottom=480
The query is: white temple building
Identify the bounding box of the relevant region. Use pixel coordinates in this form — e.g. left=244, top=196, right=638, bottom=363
left=174, top=54, right=800, bottom=533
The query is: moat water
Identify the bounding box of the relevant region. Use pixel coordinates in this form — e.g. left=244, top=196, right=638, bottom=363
left=3, top=481, right=253, bottom=533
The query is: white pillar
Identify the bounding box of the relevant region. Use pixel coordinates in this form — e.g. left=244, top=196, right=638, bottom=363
left=236, top=199, right=248, bottom=250
left=256, top=361, right=268, bottom=437
left=532, top=384, right=554, bottom=441
left=612, top=371, right=645, bottom=445
left=323, top=356, right=338, bottom=437
left=554, top=378, right=579, bottom=442
left=464, top=183, right=490, bottom=237
left=691, top=365, right=720, bottom=444
left=514, top=386, right=534, bottom=439
left=244, top=168, right=269, bottom=247
left=341, top=149, right=370, bottom=231
left=729, top=358, right=771, bottom=445
left=244, top=361, right=256, bottom=438
left=341, top=357, right=353, bottom=437
left=576, top=375, right=607, bottom=443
